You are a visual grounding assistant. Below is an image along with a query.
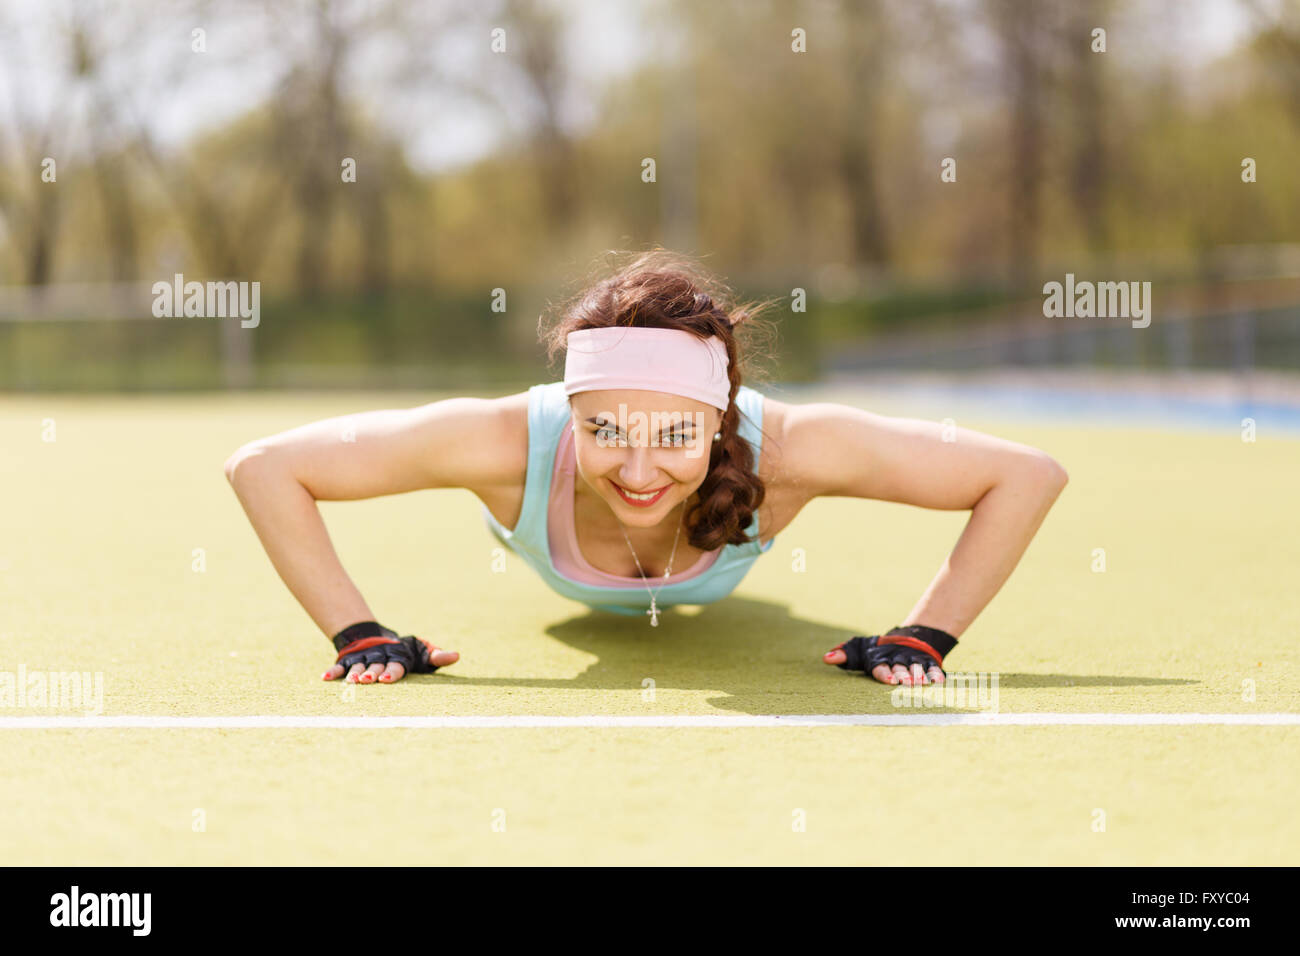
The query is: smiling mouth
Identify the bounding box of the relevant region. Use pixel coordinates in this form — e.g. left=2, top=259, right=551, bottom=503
left=611, top=481, right=671, bottom=507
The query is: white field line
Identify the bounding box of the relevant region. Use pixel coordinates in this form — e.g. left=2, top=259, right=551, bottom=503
left=0, top=713, right=1297, bottom=729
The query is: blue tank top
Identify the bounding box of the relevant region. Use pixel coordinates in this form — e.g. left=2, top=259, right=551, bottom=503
left=481, top=380, right=775, bottom=616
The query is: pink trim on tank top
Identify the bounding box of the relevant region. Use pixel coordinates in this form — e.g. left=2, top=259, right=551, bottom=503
left=546, top=425, right=722, bottom=586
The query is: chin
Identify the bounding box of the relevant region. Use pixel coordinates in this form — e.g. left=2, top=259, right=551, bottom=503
left=612, top=505, right=666, bottom=527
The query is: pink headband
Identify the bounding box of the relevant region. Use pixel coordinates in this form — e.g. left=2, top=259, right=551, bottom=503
left=563, top=326, right=731, bottom=411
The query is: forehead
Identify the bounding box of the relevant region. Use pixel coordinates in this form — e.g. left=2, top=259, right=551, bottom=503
left=569, top=389, right=714, bottom=419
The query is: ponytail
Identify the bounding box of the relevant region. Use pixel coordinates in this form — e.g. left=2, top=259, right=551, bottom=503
left=684, top=370, right=765, bottom=550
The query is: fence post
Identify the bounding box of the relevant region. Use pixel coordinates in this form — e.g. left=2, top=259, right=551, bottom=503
left=221, top=318, right=254, bottom=389
left=1231, top=310, right=1255, bottom=373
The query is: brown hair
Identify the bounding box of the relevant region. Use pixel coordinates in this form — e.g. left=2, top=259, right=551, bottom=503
left=542, top=248, right=778, bottom=551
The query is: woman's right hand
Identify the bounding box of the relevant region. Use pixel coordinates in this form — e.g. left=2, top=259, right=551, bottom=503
left=224, top=394, right=524, bottom=690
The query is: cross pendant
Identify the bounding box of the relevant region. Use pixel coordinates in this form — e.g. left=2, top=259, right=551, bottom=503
left=647, top=599, right=659, bottom=627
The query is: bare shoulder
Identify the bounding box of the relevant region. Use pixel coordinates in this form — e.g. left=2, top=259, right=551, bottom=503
left=754, top=395, right=901, bottom=502
left=394, top=389, right=532, bottom=493
left=467, top=390, right=530, bottom=489
left=463, top=390, right=531, bottom=530
left=753, top=394, right=808, bottom=492
left=755, top=395, right=890, bottom=493
left=751, top=393, right=821, bottom=541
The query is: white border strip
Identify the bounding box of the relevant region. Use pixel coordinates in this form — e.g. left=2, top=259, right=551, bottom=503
left=0, top=713, right=1297, bottom=728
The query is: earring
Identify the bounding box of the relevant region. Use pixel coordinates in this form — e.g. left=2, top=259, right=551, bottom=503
left=713, top=431, right=722, bottom=441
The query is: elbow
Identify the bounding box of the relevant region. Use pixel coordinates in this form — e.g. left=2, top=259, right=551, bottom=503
left=224, top=440, right=275, bottom=491
left=1028, top=452, right=1068, bottom=497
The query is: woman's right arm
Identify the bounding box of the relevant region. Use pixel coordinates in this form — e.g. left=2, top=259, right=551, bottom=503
left=223, top=393, right=528, bottom=682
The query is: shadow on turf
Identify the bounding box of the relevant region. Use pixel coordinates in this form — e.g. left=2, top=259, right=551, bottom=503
left=985, top=674, right=1196, bottom=688
left=411, top=596, right=1194, bottom=714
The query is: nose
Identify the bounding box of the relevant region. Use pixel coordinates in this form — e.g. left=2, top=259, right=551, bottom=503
left=618, top=444, right=659, bottom=490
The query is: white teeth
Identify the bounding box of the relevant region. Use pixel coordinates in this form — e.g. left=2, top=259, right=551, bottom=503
left=620, top=487, right=661, bottom=501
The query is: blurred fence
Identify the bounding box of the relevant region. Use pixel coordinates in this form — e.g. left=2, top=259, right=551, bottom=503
left=823, top=303, right=1300, bottom=374
left=2, top=278, right=1298, bottom=391
left=0, top=282, right=535, bottom=391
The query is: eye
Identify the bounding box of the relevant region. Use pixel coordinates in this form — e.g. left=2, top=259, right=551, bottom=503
left=662, top=431, right=689, bottom=447
left=595, top=425, right=621, bottom=442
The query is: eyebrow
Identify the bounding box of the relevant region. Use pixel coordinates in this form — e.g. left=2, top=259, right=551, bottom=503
left=584, top=416, right=698, bottom=432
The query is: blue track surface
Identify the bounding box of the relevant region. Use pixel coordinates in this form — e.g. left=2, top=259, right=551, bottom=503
left=772, top=378, right=1300, bottom=434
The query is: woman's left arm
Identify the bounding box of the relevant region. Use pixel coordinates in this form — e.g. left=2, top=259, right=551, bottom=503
left=777, top=402, right=1069, bottom=685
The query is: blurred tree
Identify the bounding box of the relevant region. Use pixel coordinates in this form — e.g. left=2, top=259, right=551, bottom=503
left=1062, top=0, right=1111, bottom=254
left=836, top=0, right=893, bottom=268
left=506, top=0, right=581, bottom=235
left=70, top=11, right=141, bottom=282
left=273, top=3, right=349, bottom=302
left=0, top=8, right=71, bottom=286
left=260, top=0, right=412, bottom=302
left=1243, top=0, right=1300, bottom=130
left=988, top=0, right=1047, bottom=290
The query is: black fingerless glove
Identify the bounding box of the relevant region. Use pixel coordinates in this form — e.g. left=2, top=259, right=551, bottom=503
left=835, top=625, right=958, bottom=676
left=332, top=621, right=440, bottom=675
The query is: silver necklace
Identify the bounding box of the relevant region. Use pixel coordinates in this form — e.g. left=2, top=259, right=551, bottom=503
left=618, top=503, right=684, bottom=627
